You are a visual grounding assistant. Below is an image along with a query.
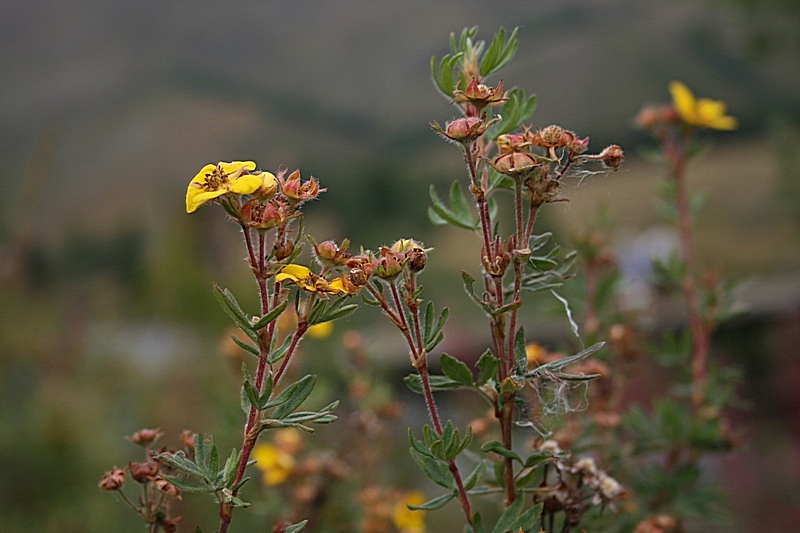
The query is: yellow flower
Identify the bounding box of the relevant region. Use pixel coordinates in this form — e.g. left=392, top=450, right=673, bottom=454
left=251, top=442, right=295, bottom=486
left=668, top=80, right=737, bottom=131
left=186, top=161, right=274, bottom=213
left=307, top=321, right=334, bottom=339
left=276, top=264, right=352, bottom=296
left=391, top=491, right=426, bottom=533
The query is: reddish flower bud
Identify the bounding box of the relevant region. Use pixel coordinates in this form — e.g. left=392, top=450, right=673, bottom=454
left=126, top=428, right=163, bottom=447
left=277, top=169, right=325, bottom=204
left=373, top=247, right=405, bottom=280
left=312, top=238, right=352, bottom=268
left=496, top=133, right=529, bottom=154
left=99, top=467, right=126, bottom=491
left=180, top=430, right=196, bottom=452
left=241, top=198, right=287, bottom=230
left=489, top=151, right=540, bottom=177
left=452, top=78, right=509, bottom=111
left=129, top=460, right=160, bottom=483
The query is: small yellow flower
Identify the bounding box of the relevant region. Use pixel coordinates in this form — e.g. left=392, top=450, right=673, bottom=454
left=391, top=491, right=426, bottom=533
left=251, top=442, right=295, bottom=486
left=275, top=264, right=348, bottom=295
left=307, top=321, right=334, bottom=339
left=186, top=161, right=273, bottom=213
left=668, top=80, right=737, bottom=131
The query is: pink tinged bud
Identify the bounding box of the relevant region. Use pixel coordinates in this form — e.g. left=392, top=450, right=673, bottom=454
left=496, top=133, right=529, bottom=154
left=278, top=169, right=325, bottom=204
left=442, top=117, right=487, bottom=143
left=129, top=460, right=160, bottom=483
left=126, top=428, right=163, bottom=446
left=99, top=467, right=126, bottom=491
left=373, top=247, right=405, bottom=279
left=241, top=199, right=286, bottom=229
left=490, top=151, right=539, bottom=177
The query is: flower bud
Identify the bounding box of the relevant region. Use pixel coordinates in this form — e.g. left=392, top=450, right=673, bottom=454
left=436, top=116, right=488, bottom=143
left=489, top=151, right=539, bottom=177
left=406, top=247, right=426, bottom=272
left=598, top=145, right=624, bottom=171
left=126, top=428, right=163, bottom=447
left=496, top=133, right=529, bottom=154
left=278, top=169, right=325, bottom=204
left=273, top=240, right=295, bottom=261
left=241, top=198, right=287, bottom=229
left=129, top=460, right=160, bottom=483
left=373, top=247, right=404, bottom=280
left=99, top=467, right=126, bottom=491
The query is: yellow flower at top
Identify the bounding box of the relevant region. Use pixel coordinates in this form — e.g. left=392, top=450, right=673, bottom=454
left=185, top=161, right=276, bottom=213
left=668, top=81, right=737, bottom=131
left=391, top=491, right=426, bottom=533
left=251, top=442, right=295, bottom=486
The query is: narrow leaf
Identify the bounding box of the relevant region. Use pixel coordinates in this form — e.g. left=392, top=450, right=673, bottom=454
left=271, top=375, right=316, bottom=420
left=410, top=449, right=454, bottom=489
left=408, top=492, right=456, bottom=511
left=250, top=301, right=288, bottom=331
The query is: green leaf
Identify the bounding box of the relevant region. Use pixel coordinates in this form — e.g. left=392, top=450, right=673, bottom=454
left=284, top=521, right=309, bottom=533
left=155, top=450, right=205, bottom=479
left=486, top=87, right=537, bottom=139
left=410, top=448, right=454, bottom=489
left=476, top=350, right=499, bottom=386
left=242, top=380, right=260, bottom=411
left=513, top=327, right=527, bottom=375
left=404, top=373, right=463, bottom=394
left=230, top=335, right=259, bottom=357
left=429, top=183, right=476, bottom=230
left=222, top=448, right=239, bottom=488
left=194, top=433, right=218, bottom=482
left=160, top=474, right=215, bottom=493
left=250, top=301, right=288, bottom=331
left=213, top=284, right=257, bottom=343
left=408, top=492, right=456, bottom=511
left=309, top=298, right=358, bottom=326
left=463, top=460, right=486, bottom=491
left=440, top=353, right=473, bottom=387
left=491, top=493, right=524, bottom=533
left=424, top=303, right=449, bottom=352
left=480, top=27, right=519, bottom=78
left=270, top=375, right=316, bottom=420
left=268, top=334, right=294, bottom=365
left=480, top=440, right=522, bottom=464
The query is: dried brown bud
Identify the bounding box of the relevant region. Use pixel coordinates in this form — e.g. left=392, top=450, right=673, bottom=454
left=406, top=247, right=427, bottom=272
left=599, top=145, right=624, bottom=171
left=99, top=467, right=126, bottom=491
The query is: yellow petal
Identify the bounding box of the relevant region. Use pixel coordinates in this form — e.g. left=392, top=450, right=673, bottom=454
left=669, top=80, right=696, bottom=124
left=218, top=161, right=256, bottom=175
left=254, top=171, right=278, bottom=196
left=276, top=264, right=312, bottom=283
left=186, top=183, right=226, bottom=213
left=228, top=173, right=263, bottom=195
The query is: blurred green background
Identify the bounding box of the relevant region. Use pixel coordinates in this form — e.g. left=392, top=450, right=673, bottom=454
left=2, top=1, right=799, bottom=531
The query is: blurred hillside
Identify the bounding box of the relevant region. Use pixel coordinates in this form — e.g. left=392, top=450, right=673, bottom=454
left=2, top=1, right=799, bottom=248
